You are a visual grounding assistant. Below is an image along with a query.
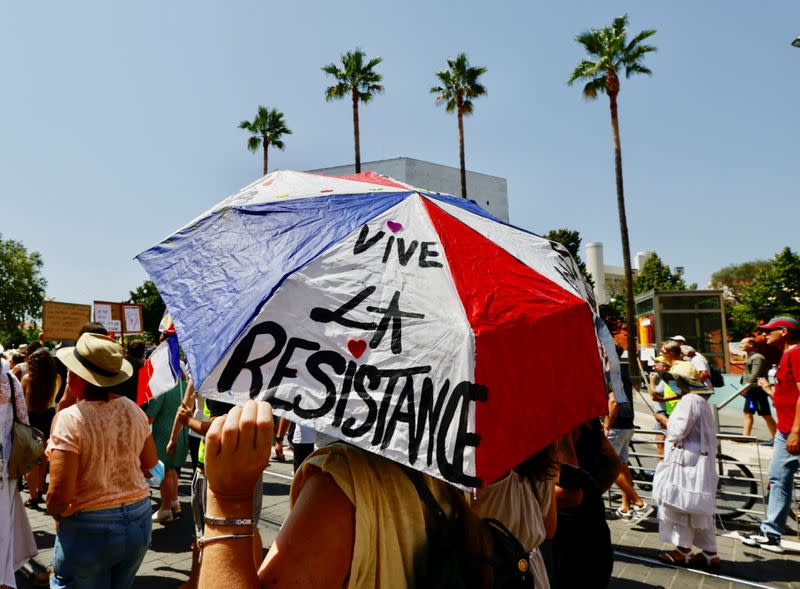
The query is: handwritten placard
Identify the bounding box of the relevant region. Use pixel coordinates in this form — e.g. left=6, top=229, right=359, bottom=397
left=42, top=301, right=91, bottom=341
left=123, top=305, right=143, bottom=333
left=94, top=303, right=113, bottom=326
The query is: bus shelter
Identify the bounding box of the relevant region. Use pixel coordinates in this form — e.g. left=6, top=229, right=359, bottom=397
left=634, top=289, right=728, bottom=369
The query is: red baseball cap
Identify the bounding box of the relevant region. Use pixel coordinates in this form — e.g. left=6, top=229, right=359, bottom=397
left=758, top=316, right=800, bottom=331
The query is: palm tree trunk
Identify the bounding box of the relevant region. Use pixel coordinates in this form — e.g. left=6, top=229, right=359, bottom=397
left=609, top=90, right=638, bottom=374
left=457, top=100, right=467, bottom=198
left=263, top=142, right=269, bottom=176
left=352, top=88, right=361, bottom=173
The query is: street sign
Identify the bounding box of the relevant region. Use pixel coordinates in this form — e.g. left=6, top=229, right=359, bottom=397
left=42, top=301, right=91, bottom=341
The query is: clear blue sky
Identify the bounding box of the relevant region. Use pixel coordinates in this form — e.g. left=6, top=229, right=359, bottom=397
left=2, top=1, right=799, bottom=307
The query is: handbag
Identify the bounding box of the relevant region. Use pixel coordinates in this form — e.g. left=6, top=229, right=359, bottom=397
left=652, top=415, right=717, bottom=515
left=6, top=374, right=45, bottom=480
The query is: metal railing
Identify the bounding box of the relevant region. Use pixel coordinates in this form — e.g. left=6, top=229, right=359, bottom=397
left=607, top=428, right=767, bottom=522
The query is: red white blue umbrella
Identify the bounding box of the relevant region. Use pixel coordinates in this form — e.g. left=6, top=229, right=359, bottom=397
left=138, top=170, right=619, bottom=489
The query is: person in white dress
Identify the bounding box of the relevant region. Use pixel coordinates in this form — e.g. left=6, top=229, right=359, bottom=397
left=656, top=390, right=720, bottom=570
left=0, top=368, right=38, bottom=588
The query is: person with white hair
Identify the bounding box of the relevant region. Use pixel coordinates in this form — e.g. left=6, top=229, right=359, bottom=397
left=682, top=345, right=713, bottom=390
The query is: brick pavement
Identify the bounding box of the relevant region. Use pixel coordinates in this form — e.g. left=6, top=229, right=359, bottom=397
left=14, top=404, right=800, bottom=588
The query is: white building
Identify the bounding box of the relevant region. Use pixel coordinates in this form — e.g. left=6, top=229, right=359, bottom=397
left=309, top=157, right=509, bottom=222
left=585, top=243, right=655, bottom=305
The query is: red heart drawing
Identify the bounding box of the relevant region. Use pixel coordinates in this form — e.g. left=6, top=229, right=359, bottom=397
left=387, top=220, right=403, bottom=233
left=347, top=339, right=367, bottom=359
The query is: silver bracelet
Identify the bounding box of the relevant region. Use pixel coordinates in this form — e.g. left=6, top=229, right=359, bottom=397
left=197, top=533, right=253, bottom=562
left=203, top=516, right=255, bottom=527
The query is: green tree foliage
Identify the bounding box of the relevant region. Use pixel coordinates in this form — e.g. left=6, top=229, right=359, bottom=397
left=710, top=260, right=771, bottom=302
left=633, top=253, right=686, bottom=295
left=129, top=280, right=166, bottom=342
left=0, top=235, right=47, bottom=347
left=543, top=228, right=594, bottom=286
left=731, top=248, right=800, bottom=337
left=430, top=53, right=487, bottom=199
left=239, top=106, right=292, bottom=175
left=568, top=14, right=656, bottom=358
left=322, top=49, right=383, bottom=174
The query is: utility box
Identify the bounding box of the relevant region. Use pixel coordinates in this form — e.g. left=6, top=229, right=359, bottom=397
left=635, top=289, right=728, bottom=369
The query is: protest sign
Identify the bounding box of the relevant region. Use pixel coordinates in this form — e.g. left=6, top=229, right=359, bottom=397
left=93, top=301, right=143, bottom=335
left=42, top=301, right=91, bottom=341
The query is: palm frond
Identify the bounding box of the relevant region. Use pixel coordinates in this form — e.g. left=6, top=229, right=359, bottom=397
left=247, top=135, right=261, bottom=153
left=324, top=83, right=349, bottom=101
left=575, top=30, right=604, bottom=56
left=568, top=59, right=602, bottom=84
left=431, top=53, right=486, bottom=115
left=625, top=28, right=657, bottom=52
left=570, top=16, right=656, bottom=95
left=582, top=77, right=606, bottom=100
left=625, top=63, right=652, bottom=78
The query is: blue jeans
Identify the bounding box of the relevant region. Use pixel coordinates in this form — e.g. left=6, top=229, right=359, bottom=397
left=51, top=497, right=152, bottom=589
left=761, top=430, right=800, bottom=537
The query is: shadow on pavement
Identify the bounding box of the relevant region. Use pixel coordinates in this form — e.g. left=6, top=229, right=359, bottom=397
left=610, top=579, right=666, bottom=589
left=134, top=574, right=183, bottom=588
left=263, top=480, right=290, bottom=496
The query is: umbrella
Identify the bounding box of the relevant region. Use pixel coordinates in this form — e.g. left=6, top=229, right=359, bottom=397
left=137, top=170, right=619, bottom=489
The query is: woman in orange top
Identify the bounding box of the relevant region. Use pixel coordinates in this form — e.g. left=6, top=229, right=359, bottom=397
left=46, top=334, right=158, bottom=589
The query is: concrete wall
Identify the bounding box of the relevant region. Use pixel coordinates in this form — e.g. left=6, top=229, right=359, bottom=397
left=309, top=157, right=509, bottom=221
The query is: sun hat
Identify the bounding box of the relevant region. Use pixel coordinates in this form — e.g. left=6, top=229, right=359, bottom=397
left=757, top=316, right=800, bottom=332
left=56, top=333, right=133, bottom=387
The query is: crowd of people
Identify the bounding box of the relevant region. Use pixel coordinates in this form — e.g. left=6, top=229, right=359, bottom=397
left=0, top=315, right=797, bottom=588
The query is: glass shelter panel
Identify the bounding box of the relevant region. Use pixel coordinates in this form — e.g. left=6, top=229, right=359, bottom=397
left=659, top=294, right=721, bottom=311
left=659, top=312, right=725, bottom=367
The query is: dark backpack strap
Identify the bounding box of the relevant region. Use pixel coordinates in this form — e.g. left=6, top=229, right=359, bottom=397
left=404, top=467, right=447, bottom=522
left=8, top=373, right=18, bottom=423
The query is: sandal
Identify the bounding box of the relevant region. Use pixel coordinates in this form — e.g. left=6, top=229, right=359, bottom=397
left=657, top=547, right=691, bottom=565
left=688, top=551, right=721, bottom=571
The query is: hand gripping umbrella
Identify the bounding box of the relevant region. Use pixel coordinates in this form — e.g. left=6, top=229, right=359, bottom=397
left=138, top=170, right=622, bottom=489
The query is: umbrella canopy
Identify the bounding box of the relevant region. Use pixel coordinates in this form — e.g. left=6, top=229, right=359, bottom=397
left=138, top=170, right=615, bottom=489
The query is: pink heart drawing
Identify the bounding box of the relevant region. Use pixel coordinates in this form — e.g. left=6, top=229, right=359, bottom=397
left=347, top=339, right=367, bottom=359
left=387, top=220, right=403, bottom=233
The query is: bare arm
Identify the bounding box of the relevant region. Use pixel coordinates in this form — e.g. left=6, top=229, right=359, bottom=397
left=786, top=383, right=800, bottom=456
left=258, top=470, right=354, bottom=587
left=141, top=434, right=158, bottom=470
left=604, top=392, right=618, bottom=433
left=47, top=450, right=79, bottom=516
left=170, top=379, right=195, bottom=444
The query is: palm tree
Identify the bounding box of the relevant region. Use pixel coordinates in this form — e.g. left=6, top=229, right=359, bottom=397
left=239, top=106, right=292, bottom=175
left=568, top=14, right=656, bottom=367
left=322, top=49, right=383, bottom=173
left=430, top=53, right=487, bottom=199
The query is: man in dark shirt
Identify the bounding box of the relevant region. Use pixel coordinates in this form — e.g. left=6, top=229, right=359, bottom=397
left=740, top=337, right=777, bottom=440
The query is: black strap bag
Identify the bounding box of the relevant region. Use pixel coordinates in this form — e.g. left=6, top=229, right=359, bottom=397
left=405, top=468, right=534, bottom=589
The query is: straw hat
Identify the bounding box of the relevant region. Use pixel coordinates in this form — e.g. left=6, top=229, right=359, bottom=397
left=56, top=333, right=133, bottom=387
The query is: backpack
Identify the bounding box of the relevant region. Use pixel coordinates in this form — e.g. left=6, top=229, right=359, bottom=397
left=405, top=468, right=535, bottom=589
left=708, top=364, right=725, bottom=388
